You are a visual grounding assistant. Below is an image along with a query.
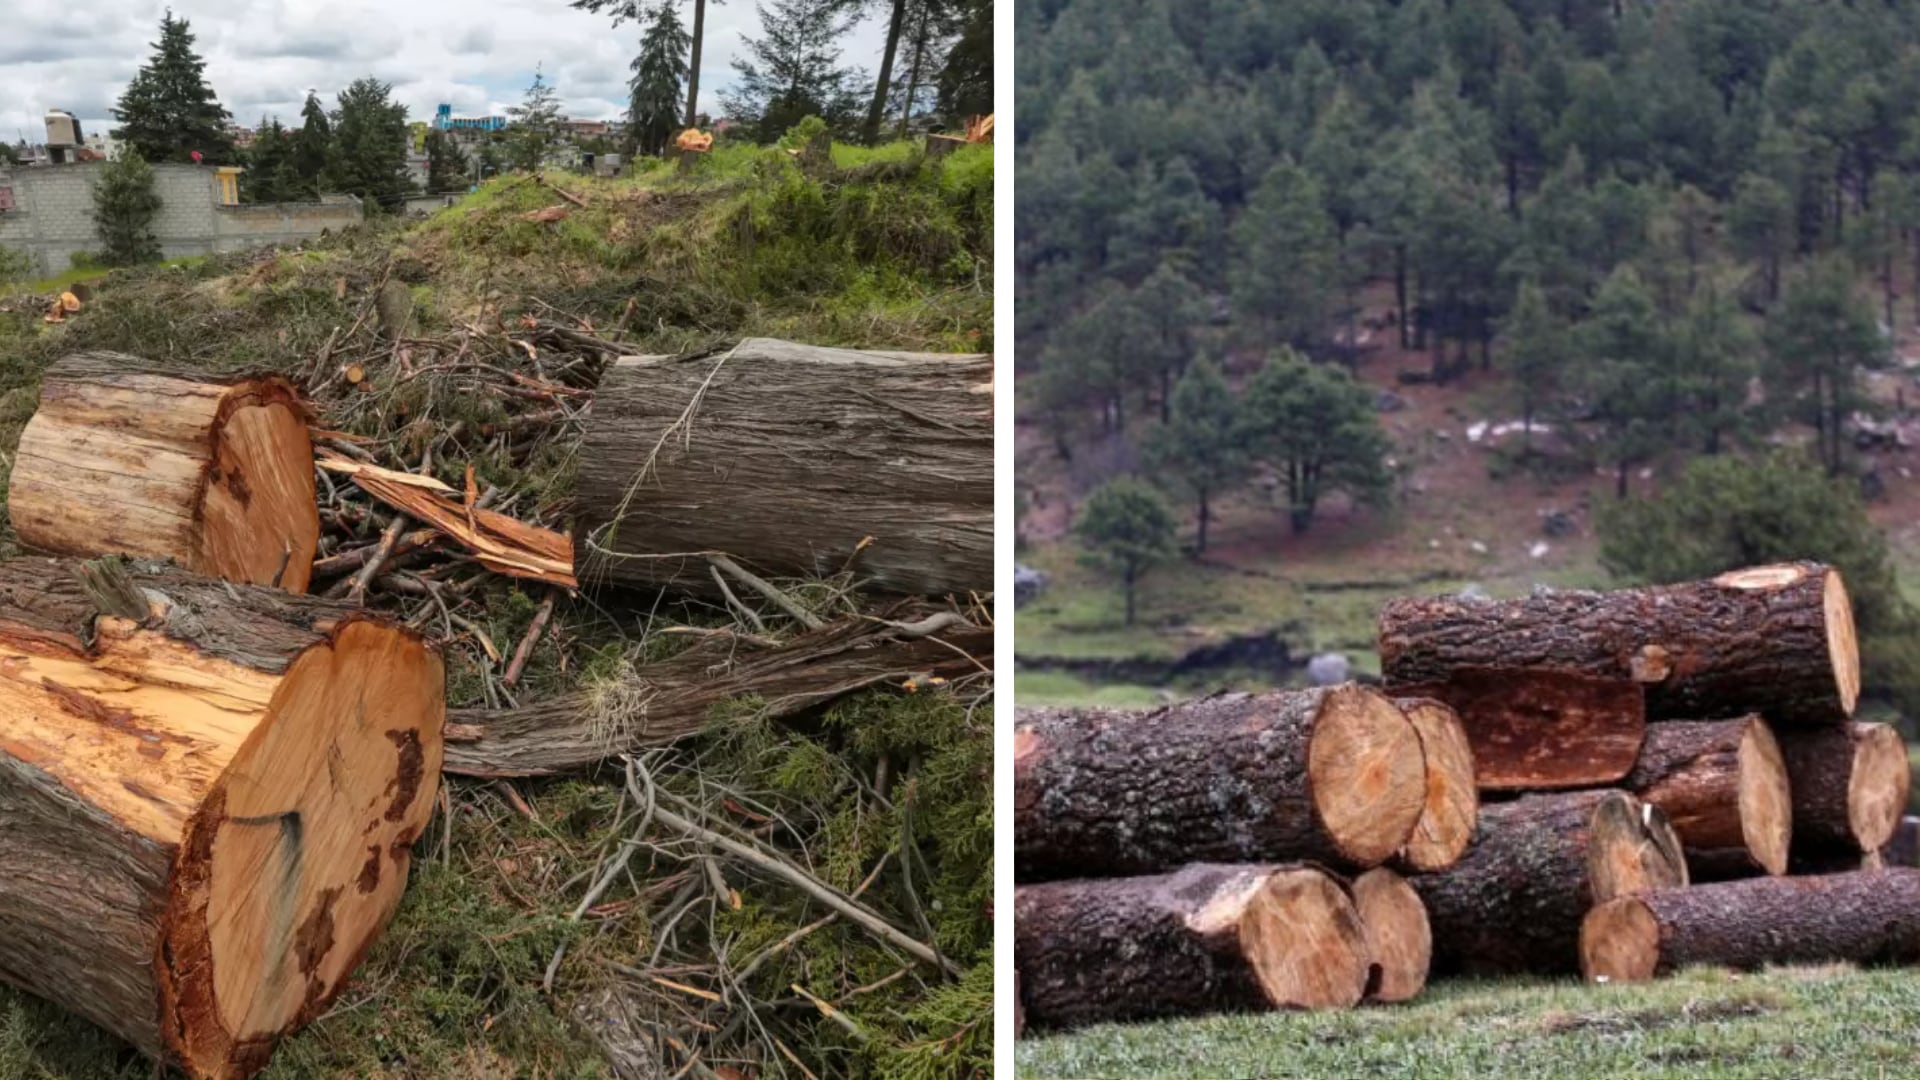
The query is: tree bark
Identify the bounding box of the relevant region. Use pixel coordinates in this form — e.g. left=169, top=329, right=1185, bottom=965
left=442, top=603, right=989, bottom=776
left=0, top=557, right=444, bottom=1079
left=863, top=0, right=908, bottom=144
left=1583, top=869, right=1920, bottom=983
left=684, top=0, right=706, bottom=128
left=8, top=353, right=320, bottom=592
left=1014, top=687, right=1426, bottom=881
left=1621, top=717, right=1791, bottom=880
left=1777, top=722, right=1910, bottom=860
left=1390, top=698, right=1478, bottom=872
left=1410, top=791, right=1688, bottom=976
left=1014, top=863, right=1371, bottom=1029
left=1379, top=562, right=1861, bottom=728
left=576, top=340, right=991, bottom=598
left=1388, top=668, right=1646, bottom=790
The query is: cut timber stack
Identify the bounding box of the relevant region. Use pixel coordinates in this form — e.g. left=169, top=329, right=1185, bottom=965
left=7, top=355, right=320, bottom=592
left=1013, top=686, right=1454, bottom=1031
left=0, top=558, right=445, bottom=1079
left=576, top=339, right=992, bottom=598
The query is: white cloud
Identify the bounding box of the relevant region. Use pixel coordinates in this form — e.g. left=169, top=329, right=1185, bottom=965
left=1, top=0, right=888, bottom=143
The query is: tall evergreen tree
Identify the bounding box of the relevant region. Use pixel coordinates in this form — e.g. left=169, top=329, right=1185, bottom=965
left=508, top=69, right=566, bottom=170
left=722, top=0, right=871, bottom=141
left=1230, top=160, right=1337, bottom=352
left=242, top=119, right=300, bottom=203
left=1575, top=264, right=1671, bottom=498
left=1075, top=477, right=1178, bottom=627
left=329, top=79, right=414, bottom=208
left=629, top=2, right=693, bottom=156
left=1237, top=349, right=1394, bottom=534
left=424, top=128, right=469, bottom=192
left=111, top=10, right=236, bottom=164
left=293, top=91, right=333, bottom=197
left=1144, top=360, right=1243, bottom=554
left=575, top=0, right=726, bottom=128
left=1767, top=257, right=1887, bottom=476
left=1500, top=279, right=1566, bottom=454
left=92, top=149, right=163, bottom=266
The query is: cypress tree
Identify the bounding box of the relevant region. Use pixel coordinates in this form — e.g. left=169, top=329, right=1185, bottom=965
left=293, top=91, right=334, bottom=197
left=111, top=10, right=236, bottom=164
left=93, top=149, right=164, bottom=266
left=628, top=3, right=692, bottom=157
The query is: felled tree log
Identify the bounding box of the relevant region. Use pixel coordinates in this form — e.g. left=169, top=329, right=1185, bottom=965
left=1379, top=563, right=1860, bottom=727
left=1622, top=717, right=1791, bottom=880
left=1411, top=791, right=1688, bottom=975
left=0, top=558, right=445, bottom=1079
left=1391, top=698, right=1478, bottom=871
left=1389, top=669, right=1646, bottom=790
left=576, top=339, right=992, bottom=598
left=1014, top=863, right=1370, bottom=1029
left=1778, top=722, right=1910, bottom=860
left=443, top=604, right=990, bottom=776
left=1350, top=867, right=1430, bottom=1004
left=1583, top=869, right=1920, bottom=982
left=8, top=354, right=319, bottom=592
left=1015, top=686, right=1425, bottom=881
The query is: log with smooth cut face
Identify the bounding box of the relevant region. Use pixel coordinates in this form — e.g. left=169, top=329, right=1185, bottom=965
left=1391, top=697, right=1479, bottom=870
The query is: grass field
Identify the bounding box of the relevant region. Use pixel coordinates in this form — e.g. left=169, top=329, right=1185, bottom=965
left=1017, top=966, right=1920, bottom=1079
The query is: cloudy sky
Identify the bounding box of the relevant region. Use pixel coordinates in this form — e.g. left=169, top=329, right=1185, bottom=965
left=1, top=0, right=889, bottom=144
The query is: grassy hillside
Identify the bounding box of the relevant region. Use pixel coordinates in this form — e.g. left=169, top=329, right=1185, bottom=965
left=0, top=138, right=993, bottom=1080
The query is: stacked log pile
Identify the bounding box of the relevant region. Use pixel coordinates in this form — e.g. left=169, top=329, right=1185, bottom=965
left=1016, top=562, right=1918, bottom=1036
left=1014, top=685, right=1469, bottom=1028
left=0, top=340, right=994, bottom=1078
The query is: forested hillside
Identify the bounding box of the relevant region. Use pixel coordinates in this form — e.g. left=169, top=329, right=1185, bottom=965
left=1014, top=0, right=1920, bottom=712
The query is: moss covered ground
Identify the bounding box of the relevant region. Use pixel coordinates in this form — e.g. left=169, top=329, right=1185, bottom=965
left=0, top=136, right=992, bottom=1079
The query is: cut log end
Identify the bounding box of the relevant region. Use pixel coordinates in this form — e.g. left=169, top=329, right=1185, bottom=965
left=1351, top=868, right=1430, bottom=1004
left=1849, top=722, right=1909, bottom=852
left=1738, top=720, right=1793, bottom=877
left=159, top=618, right=445, bottom=1079
left=1238, top=868, right=1370, bottom=1010
left=1825, top=569, right=1862, bottom=717
left=1579, top=897, right=1661, bottom=983
left=1587, top=792, right=1690, bottom=904
left=1307, top=686, right=1427, bottom=866
left=200, top=395, right=320, bottom=593
left=1394, top=698, right=1478, bottom=871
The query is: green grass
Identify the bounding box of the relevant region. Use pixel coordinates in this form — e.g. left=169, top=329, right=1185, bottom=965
left=1014, top=670, right=1168, bottom=708
left=0, top=255, right=209, bottom=297
left=1018, top=966, right=1920, bottom=1079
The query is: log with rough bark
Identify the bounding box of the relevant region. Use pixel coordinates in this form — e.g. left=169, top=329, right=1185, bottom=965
left=1582, top=869, right=1920, bottom=982
left=1350, top=867, right=1430, bottom=1004
left=576, top=339, right=992, bottom=598
left=1411, top=790, right=1688, bottom=975
left=1014, top=686, right=1426, bottom=881
left=1391, top=698, right=1478, bottom=871
left=1014, top=863, right=1371, bottom=1029
left=1379, top=563, right=1860, bottom=727
left=0, top=558, right=445, bottom=1079
left=1621, top=716, right=1791, bottom=880
left=443, top=603, right=990, bottom=776
left=8, top=354, right=320, bottom=592
left=1390, top=669, right=1646, bottom=790
left=1777, top=722, right=1910, bottom=861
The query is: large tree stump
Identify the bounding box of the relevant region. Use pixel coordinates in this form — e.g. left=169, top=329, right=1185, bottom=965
left=1014, top=686, right=1425, bottom=880
left=1391, top=698, right=1478, bottom=872
left=1778, top=722, right=1910, bottom=861
left=0, top=558, right=445, bottom=1079
left=1410, top=790, right=1688, bottom=975
left=575, top=340, right=992, bottom=597
left=1350, top=867, right=1430, bottom=1004
left=1583, top=869, right=1920, bottom=982
left=1379, top=563, right=1860, bottom=727
left=8, top=355, right=319, bottom=592
left=1622, top=717, right=1791, bottom=880
left=1389, top=670, right=1646, bottom=790
left=1014, top=863, right=1371, bottom=1029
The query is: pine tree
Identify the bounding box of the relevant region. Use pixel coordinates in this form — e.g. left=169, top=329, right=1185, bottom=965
left=1230, top=160, right=1337, bottom=352
left=1237, top=349, right=1393, bottom=535
left=629, top=2, right=692, bottom=156
left=242, top=118, right=299, bottom=203
left=575, top=0, right=726, bottom=128
left=722, top=0, right=872, bottom=142
left=1075, top=477, right=1178, bottom=627
left=1501, top=279, right=1565, bottom=454
left=293, top=91, right=333, bottom=197
left=508, top=69, right=566, bottom=171
left=1575, top=265, right=1670, bottom=498
left=1144, top=360, right=1243, bottom=554
left=330, top=79, right=414, bottom=209
left=111, top=10, right=236, bottom=164
left=424, top=128, right=469, bottom=193
left=93, top=149, right=163, bottom=266
left=1767, top=257, right=1887, bottom=476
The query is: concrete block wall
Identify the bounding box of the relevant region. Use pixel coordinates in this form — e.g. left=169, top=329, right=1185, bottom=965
left=0, top=163, right=362, bottom=276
